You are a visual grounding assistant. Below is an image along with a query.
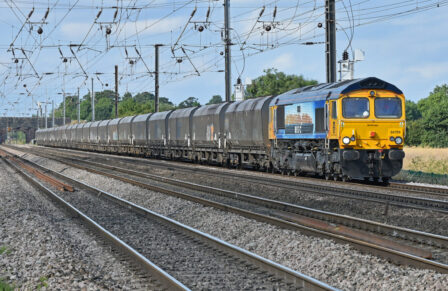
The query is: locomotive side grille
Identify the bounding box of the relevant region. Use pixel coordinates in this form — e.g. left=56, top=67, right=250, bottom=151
left=315, top=108, right=325, bottom=133
left=276, top=105, right=285, bottom=129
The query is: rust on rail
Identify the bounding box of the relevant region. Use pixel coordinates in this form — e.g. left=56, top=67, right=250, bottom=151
left=0, top=149, right=74, bottom=192
left=273, top=210, right=433, bottom=259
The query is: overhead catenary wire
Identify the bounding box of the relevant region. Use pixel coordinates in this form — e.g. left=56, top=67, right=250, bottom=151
left=0, top=0, right=447, bottom=116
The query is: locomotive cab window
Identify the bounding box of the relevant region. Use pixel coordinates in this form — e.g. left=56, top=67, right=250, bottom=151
left=342, top=98, right=369, bottom=118
left=374, top=97, right=402, bottom=118
left=331, top=101, right=337, bottom=119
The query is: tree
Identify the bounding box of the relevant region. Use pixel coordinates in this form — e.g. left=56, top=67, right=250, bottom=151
left=245, top=68, right=318, bottom=98
left=122, top=92, right=132, bottom=101
left=95, top=97, right=114, bottom=120
left=134, top=92, right=153, bottom=104
left=178, top=97, right=200, bottom=108
left=207, top=95, right=223, bottom=105
left=405, top=100, right=421, bottom=121
left=405, top=84, right=448, bottom=147
left=405, top=120, right=424, bottom=146
left=418, top=86, right=448, bottom=147
left=404, top=100, right=422, bottom=145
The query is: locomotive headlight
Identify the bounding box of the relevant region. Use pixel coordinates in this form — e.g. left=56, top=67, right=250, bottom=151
left=390, top=136, right=395, bottom=141
left=395, top=137, right=403, bottom=145
left=342, top=137, right=350, bottom=145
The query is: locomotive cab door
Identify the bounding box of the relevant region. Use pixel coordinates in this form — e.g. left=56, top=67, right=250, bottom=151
left=328, top=100, right=339, bottom=140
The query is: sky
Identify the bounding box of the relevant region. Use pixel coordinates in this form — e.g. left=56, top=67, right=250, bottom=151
left=0, top=0, right=447, bottom=117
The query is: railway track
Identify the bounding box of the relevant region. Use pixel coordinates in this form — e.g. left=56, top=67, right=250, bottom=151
left=14, top=145, right=448, bottom=213
left=1, top=148, right=335, bottom=290
left=5, top=146, right=448, bottom=274
left=388, top=182, right=448, bottom=198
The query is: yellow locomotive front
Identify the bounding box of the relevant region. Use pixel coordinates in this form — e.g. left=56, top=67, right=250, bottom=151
left=329, top=87, right=406, bottom=181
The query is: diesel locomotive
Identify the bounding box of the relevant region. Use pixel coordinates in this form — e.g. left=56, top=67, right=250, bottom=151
left=36, top=77, right=406, bottom=182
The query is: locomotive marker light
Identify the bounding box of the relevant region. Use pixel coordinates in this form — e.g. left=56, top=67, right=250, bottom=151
left=370, top=90, right=375, bottom=97
left=395, top=137, right=403, bottom=145
left=342, top=137, right=350, bottom=145
left=390, top=136, right=395, bottom=141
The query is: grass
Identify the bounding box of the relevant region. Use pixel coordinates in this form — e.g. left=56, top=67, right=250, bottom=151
left=0, top=279, right=14, bottom=291
left=37, top=276, right=48, bottom=290
left=403, top=147, right=448, bottom=175
left=0, top=247, right=14, bottom=291
left=0, top=246, right=11, bottom=255
left=394, top=147, right=448, bottom=185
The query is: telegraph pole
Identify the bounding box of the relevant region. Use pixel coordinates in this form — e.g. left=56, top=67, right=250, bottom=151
left=77, top=88, right=80, bottom=123
left=45, top=89, right=48, bottom=128
left=325, top=0, right=336, bottom=83
left=115, top=65, right=118, bottom=118
left=91, top=78, right=95, bottom=121
left=224, top=0, right=231, bottom=102
left=44, top=101, right=48, bottom=129
left=154, top=44, right=161, bottom=112
left=63, top=72, right=66, bottom=125
left=63, top=91, right=66, bottom=125
left=52, top=100, right=55, bottom=127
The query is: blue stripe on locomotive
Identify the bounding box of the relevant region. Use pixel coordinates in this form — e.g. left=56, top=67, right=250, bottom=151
left=275, top=100, right=326, bottom=140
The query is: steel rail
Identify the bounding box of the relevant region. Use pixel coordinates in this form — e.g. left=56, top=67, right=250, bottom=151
left=37, top=152, right=448, bottom=249
left=8, top=147, right=448, bottom=274
left=19, top=145, right=448, bottom=200
left=2, top=156, right=190, bottom=291
left=30, top=145, right=448, bottom=213
left=389, top=182, right=448, bottom=198
left=2, top=152, right=337, bottom=291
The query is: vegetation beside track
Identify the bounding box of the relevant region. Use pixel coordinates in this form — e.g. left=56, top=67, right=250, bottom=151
left=393, top=147, right=448, bottom=185
left=0, top=279, right=14, bottom=291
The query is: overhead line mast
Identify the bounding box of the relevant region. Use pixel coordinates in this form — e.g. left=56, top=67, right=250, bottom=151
left=155, top=44, right=162, bottom=113
left=224, top=0, right=231, bottom=102
left=326, top=0, right=336, bottom=83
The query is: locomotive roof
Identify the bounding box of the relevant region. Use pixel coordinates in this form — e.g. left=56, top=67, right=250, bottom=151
left=271, top=77, right=403, bottom=105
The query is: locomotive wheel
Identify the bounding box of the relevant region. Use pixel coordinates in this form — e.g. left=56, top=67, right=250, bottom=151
left=381, top=177, right=390, bottom=185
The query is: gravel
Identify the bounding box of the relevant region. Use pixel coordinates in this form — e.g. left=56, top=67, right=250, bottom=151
left=100, top=156, right=448, bottom=236
left=47, top=172, right=297, bottom=290
left=30, top=146, right=448, bottom=237
left=0, top=157, right=159, bottom=290
left=12, top=147, right=448, bottom=291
